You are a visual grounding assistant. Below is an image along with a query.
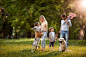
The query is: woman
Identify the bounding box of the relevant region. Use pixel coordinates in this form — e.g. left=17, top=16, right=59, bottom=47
left=39, top=15, right=48, bottom=51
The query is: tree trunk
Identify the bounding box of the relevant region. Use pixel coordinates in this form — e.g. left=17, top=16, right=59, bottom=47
left=78, top=23, right=86, bottom=40
left=27, top=31, right=31, bottom=38
left=31, top=31, right=34, bottom=38
left=78, top=14, right=86, bottom=40
left=2, top=32, right=4, bottom=39
left=1, top=22, right=5, bottom=39
left=14, top=29, right=18, bottom=39
left=8, top=26, right=13, bottom=39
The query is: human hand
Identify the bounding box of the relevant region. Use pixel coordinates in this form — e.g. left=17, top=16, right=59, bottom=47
left=55, top=37, right=57, bottom=40
left=54, top=40, right=56, bottom=42
left=64, top=19, right=68, bottom=22
left=59, top=31, right=61, bottom=33
left=32, top=28, right=33, bottom=30
left=50, top=40, right=51, bottom=42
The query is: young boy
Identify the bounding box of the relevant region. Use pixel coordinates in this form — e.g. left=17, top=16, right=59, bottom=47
left=59, top=14, right=72, bottom=50
left=33, top=22, right=41, bottom=32
left=49, top=27, right=55, bottom=51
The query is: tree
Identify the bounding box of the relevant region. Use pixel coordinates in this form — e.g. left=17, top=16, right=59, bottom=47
left=1, top=0, right=85, bottom=39
left=0, top=5, right=12, bottom=39
left=68, top=0, right=86, bottom=40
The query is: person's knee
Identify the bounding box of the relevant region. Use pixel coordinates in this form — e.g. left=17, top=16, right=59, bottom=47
left=49, top=45, right=51, bottom=47
left=52, top=44, right=54, bottom=47
left=52, top=45, right=54, bottom=47
left=60, top=34, right=64, bottom=38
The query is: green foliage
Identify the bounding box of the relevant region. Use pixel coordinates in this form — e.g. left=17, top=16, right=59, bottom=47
left=0, top=0, right=86, bottom=39
left=1, top=0, right=63, bottom=37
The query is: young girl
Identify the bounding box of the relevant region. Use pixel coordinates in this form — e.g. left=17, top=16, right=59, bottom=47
left=33, top=22, right=41, bottom=46
left=49, top=27, right=55, bottom=51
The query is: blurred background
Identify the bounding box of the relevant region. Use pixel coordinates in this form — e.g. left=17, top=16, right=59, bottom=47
left=0, top=0, right=86, bottom=40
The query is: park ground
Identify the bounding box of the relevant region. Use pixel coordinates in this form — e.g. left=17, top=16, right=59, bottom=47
left=0, top=38, right=86, bottom=57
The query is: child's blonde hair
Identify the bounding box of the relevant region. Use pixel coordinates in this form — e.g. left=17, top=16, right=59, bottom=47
left=49, top=27, right=54, bottom=31
left=51, top=28, right=54, bottom=32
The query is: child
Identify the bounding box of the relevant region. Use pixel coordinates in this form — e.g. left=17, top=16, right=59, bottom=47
left=32, top=22, right=41, bottom=46
left=49, top=27, right=55, bottom=51
left=33, top=22, right=41, bottom=32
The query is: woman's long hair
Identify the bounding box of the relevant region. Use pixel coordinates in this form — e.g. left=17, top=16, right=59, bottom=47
left=39, top=15, right=48, bottom=32
left=39, top=15, right=47, bottom=22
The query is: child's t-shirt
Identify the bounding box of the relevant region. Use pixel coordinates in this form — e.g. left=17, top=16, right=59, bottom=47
left=33, top=26, right=41, bottom=32
left=49, top=32, right=55, bottom=42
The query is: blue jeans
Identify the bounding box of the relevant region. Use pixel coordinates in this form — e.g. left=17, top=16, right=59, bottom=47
left=35, top=37, right=40, bottom=45
left=60, top=31, right=69, bottom=47
left=41, top=32, right=47, bottom=48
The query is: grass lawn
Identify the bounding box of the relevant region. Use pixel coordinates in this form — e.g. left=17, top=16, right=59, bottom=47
left=0, top=38, right=86, bottom=57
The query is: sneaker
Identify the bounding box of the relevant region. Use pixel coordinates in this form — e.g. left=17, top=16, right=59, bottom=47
left=52, top=50, right=54, bottom=51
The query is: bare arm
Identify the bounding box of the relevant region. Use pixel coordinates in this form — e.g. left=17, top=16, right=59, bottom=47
left=59, top=28, right=62, bottom=33
left=49, top=36, right=51, bottom=42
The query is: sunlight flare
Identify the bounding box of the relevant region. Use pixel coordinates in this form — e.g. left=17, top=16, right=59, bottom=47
left=80, top=0, right=86, bottom=8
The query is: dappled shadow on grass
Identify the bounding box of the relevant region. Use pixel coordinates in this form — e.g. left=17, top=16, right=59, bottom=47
left=18, top=49, right=63, bottom=57
left=69, top=40, right=86, bottom=46
left=0, top=39, right=86, bottom=57
left=0, top=39, right=86, bottom=47
left=36, top=51, right=62, bottom=57
left=1, top=48, right=86, bottom=57
left=0, top=39, right=58, bottom=46
left=0, top=49, right=62, bottom=57
left=46, top=39, right=86, bottom=47
left=0, top=41, right=33, bottom=46
left=0, top=38, right=34, bottom=45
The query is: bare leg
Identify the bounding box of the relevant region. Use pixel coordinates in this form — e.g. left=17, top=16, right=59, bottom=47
left=49, top=47, right=51, bottom=51
left=41, top=47, right=45, bottom=51
left=43, top=47, right=45, bottom=51
left=52, top=47, right=54, bottom=51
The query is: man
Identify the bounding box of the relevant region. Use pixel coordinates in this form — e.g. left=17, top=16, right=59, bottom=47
left=59, top=14, right=72, bottom=50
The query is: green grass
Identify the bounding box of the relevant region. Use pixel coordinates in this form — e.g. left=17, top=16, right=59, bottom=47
left=0, top=38, right=86, bottom=57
